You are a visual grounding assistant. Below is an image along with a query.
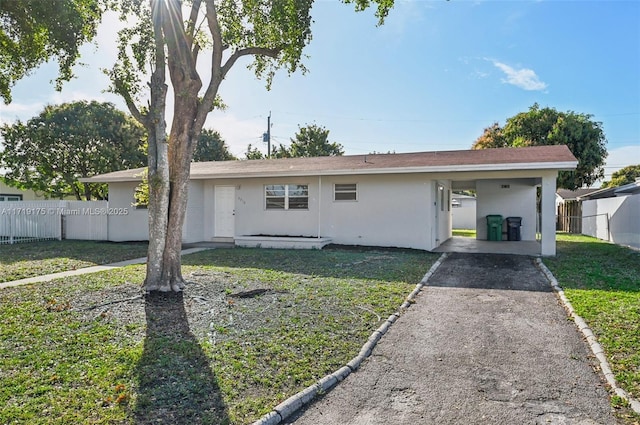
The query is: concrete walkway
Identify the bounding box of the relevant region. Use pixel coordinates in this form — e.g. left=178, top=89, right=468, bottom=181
left=285, top=253, right=617, bottom=425
left=0, top=247, right=209, bottom=289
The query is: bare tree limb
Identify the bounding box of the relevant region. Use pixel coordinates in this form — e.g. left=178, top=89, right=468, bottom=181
left=79, top=295, right=143, bottom=312
left=196, top=0, right=225, bottom=129
left=186, top=0, right=202, bottom=51
left=220, top=47, right=280, bottom=80
left=114, top=80, right=146, bottom=126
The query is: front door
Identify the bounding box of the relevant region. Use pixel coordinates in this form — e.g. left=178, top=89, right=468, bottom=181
left=214, top=185, right=235, bottom=239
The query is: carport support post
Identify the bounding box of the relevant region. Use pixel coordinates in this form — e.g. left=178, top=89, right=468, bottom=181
left=540, top=174, right=557, bottom=256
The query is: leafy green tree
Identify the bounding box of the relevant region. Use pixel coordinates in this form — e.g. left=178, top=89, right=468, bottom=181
left=109, top=0, right=393, bottom=291
left=287, top=124, right=344, bottom=157
left=193, top=129, right=236, bottom=162
left=245, top=124, right=343, bottom=160
left=245, top=143, right=266, bottom=160
left=601, top=164, right=640, bottom=188
left=107, top=0, right=395, bottom=292
left=471, top=122, right=507, bottom=149
left=472, top=104, right=608, bottom=189
left=0, top=0, right=102, bottom=104
left=0, top=101, right=146, bottom=200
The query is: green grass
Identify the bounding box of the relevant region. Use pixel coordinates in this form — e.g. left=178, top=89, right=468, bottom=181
left=0, top=246, right=439, bottom=424
left=0, top=240, right=149, bottom=282
left=543, top=233, right=640, bottom=422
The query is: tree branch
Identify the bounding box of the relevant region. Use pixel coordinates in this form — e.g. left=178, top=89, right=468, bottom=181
left=204, top=0, right=223, bottom=68
left=195, top=0, right=225, bottom=129
left=186, top=0, right=202, bottom=50
left=115, top=80, right=145, bottom=126
left=220, top=47, right=280, bottom=80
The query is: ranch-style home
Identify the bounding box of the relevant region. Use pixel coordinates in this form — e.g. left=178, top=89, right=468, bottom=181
left=82, top=145, right=577, bottom=256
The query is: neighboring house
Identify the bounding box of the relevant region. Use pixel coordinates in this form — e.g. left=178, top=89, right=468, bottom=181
left=0, top=178, right=47, bottom=201
left=452, top=193, right=477, bottom=230
left=555, top=188, right=600, bottom=233
left=578, top=178, right=640, bottom=249
left=82, top=145, right=577, bottom=256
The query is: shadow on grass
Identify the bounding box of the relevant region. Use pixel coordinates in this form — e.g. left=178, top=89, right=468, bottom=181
left=0, top=240, right=148, bottom=265
left=181, top=246, right=438, bottom=283
left=135, top=292, right=229, bottom=425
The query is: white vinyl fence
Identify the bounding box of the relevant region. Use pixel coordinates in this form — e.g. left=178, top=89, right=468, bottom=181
left=0, top=200, right=108, bottom=245
left=582, top=194, right=640, bottom=249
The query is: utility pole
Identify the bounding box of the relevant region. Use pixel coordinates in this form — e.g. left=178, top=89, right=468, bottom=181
left=262, top=111, right=271, bottom=158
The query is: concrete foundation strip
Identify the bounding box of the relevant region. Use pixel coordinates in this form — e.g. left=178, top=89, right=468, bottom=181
left=251, top=253, right=449, bottom=425
left=536, top=258, right=640, bottom=414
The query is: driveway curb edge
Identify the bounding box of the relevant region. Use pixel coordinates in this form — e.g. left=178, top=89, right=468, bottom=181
left=250, top=253, right=449, bottom=425
left=536, top=258, right=640, bottom=414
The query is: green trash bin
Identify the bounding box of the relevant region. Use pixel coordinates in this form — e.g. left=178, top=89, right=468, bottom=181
left=486, top=215, right=503, bottom=241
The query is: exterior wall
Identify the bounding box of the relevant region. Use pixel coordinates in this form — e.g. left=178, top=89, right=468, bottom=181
left=0, top=180, right=47, bottom=201
left=582, top=194, right=640, bottom=249
left=434, top=180, right=452, bottom=247
left=320, top=174, right=435, bottom=250
left=452, top=196, right=476, bottom=230
left=107, top=181, right=206, bottom=244
left=205, top=177, right=320, bottom=239
left=107, top=182, right=149, bottom=241
left=476, top=179, right=537, bottom=241
left=202, top=174, right=436, bottom=250
left=183, top=181, right=205, bottom=243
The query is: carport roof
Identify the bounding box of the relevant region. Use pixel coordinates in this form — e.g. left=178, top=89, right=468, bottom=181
left=82, top=145, right=577, bottom=182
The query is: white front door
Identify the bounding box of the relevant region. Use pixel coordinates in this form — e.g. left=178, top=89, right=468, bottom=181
left=214, top=185, right=235, bottom=238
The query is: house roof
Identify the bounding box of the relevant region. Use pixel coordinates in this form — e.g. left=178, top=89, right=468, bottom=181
left=556, top=188, right=600, bottom=201
left=81, top=145, right=578, bottom=183
left=578, top=178, right=640, bottom=200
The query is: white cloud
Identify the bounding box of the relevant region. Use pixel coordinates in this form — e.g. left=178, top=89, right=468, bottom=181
left=602, top=145, right=640, bottom=183
left=0, top=101, right=45, bottom=124
left=492, top=61, right=548, bottom=91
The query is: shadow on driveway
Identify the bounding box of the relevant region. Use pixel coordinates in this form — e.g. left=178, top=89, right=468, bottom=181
left=427, top=253, right=553, bottom=292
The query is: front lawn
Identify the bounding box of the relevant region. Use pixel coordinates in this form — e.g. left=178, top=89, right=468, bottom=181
left=0, top=240, right=149, bottom=282
left=543, top=233, right=640, bottom=422
left=0, top=246, right=439, bottom=424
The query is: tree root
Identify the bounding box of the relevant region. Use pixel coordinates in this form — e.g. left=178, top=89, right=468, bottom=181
left=78, top=295, right=143, bottom=311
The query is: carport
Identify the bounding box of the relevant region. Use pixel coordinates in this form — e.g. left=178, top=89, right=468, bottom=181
left=431, top=164, right=572, bottom=257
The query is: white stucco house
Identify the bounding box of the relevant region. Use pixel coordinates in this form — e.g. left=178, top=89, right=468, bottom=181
left=82, top=145, right=577, bottom=256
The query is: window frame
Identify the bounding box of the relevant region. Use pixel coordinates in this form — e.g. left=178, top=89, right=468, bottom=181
left=265, top=184, right=309, bottom=210
left=0, top=194, right=23, bottom=202
left=334, top=183, right=358, bottom=201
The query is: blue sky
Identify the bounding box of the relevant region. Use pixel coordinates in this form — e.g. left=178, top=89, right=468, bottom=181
left=1, top=0, right=639, bottom=186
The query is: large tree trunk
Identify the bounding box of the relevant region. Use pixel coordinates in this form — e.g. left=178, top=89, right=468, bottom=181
left=143, top=0, right=201, bottom=292
left=143, top=0, right=171, bottom=292
left=138, top=0, right=278, bottom=292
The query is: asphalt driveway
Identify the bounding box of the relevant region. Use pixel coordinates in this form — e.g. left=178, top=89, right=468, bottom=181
left=285, top=253, right=617, bottom=425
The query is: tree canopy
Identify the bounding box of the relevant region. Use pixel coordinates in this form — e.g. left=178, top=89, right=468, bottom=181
left=472, top=104, right=608, bottom=189
left=600, top=164, right=640, bottom=188
left=245, top=123, right=343, bottom=159
left=193, top=129, right=236, bottom=162
left=0, top=100, right=146, bottom=200
left=105, top=0, right=395, bottom=292
left=0, top=0, right=102, bottom=104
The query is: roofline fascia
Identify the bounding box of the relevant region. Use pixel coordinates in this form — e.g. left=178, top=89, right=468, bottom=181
left=82, top=160, right=578, bottom=183
left=190, top=160, right=578, bottom=180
